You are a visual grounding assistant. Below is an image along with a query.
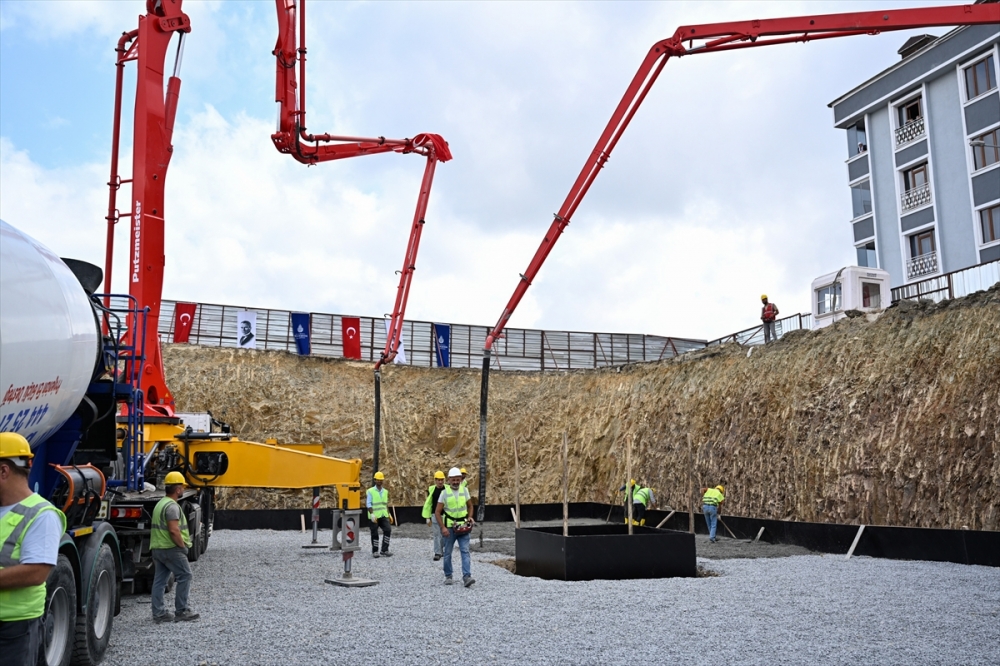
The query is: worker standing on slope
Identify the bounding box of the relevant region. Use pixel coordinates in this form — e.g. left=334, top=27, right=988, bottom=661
left=151, top=471, right=200, bottom=622
left=702, top=485, right=726, bottom=543
left=367, top=471, right=393, bottom=558
left=435, top=467, right=475, bottom=587
left=422, top=471, right=447, bottom=561
left=761, top=295, right=779, bottom=344
left=0, top=433, right=66, bottom=665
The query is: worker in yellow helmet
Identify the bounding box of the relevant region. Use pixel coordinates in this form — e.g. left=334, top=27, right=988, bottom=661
left=701, top=484, right=726, bottom=543
left=367, top=472, right=392, bottom=558
left=151, top=470, right=200, bottom=622
left=0, top=433, right=66, bottom=665
left=459, top=467, right=469, bottom=492
left=761, top=295, right=779, bottom=344
left=422, top=471, right=447, bottom=561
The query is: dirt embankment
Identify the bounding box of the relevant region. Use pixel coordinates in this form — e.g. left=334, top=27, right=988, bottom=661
left=163, top=285, right=1000, bottom=530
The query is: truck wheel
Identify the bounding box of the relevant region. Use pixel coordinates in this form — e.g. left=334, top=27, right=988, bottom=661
left=72, top=543, right=116, bottom=666
left=199, top=515, right=210, bottom=555
left=187, top=514, right=202, bottom=563
left=41, top=554, right=76, bottom=666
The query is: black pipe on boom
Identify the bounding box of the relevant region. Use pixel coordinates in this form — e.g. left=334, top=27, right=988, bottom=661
left=373, top=369, right=381, bottom=477
left=476, top=351, right=490, bottom=522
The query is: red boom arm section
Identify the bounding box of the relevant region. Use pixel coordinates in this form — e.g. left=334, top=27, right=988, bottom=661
left=272, top=0, right=451, bottom=369
left=481, top=3, right=999, bottom=351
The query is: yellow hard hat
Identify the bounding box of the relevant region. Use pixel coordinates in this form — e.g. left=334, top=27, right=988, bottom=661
left=630, top=479, right=636, bottom=486
left=164, top=471, right=186, bottom=485
left=761, top=294, right=768, bottom=300
left=716, top=485, right=725, bottom=493
left=459, top=468, right=468, bottom=475
left=434, top=470, right=445, bottom=480
left=374, top=471, right=385, bottom=480
left=0, top=432, right=33, bottom=466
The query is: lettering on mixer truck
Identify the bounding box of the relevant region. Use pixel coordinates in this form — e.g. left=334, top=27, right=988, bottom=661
left=2, top=378, right=62, bottom=406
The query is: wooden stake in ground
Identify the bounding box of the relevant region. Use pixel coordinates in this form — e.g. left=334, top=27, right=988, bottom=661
left=655, top=510, right=676, bottom=529
left=562, top=431, right=569, bottom=537
left=514, top=438, right=521, bottom=528
left=687, top=433, right=694, bottom=535
left=626, top=434, right=634, bottom=536
left=845, top=524, right=866, bottom=560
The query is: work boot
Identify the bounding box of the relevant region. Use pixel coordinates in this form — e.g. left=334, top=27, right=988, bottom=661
left=174, top=610, right=200, bottom=622
left=153, top=613, right=174, bottom=624
left=380, top=551, right=393, bottom=557
left=463, top=575, right=475, bottom=588
left=373, top=552, right=380, bottom=558
left=433, top=554, right=442, bottom=561
left=444, top=576, right=454, bottom=585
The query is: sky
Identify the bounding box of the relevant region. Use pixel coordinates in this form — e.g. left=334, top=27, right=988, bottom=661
left=0, top=0, right=949, bottom=341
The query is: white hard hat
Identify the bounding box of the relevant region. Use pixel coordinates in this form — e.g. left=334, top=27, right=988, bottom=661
left=448, top=467, right=462, bottom=478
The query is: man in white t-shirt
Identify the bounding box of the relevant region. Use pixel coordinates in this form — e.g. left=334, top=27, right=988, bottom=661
left=434, top=467, right=475, bottom=587
left=0, top=433, right=66, bottom=666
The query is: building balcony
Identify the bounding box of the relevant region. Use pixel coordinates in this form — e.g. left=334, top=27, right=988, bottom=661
left=901, top=183, right=931, bottom=211
left=895, top=117, right=925, bottom=145
left=906, top=251, right=938, bottom=280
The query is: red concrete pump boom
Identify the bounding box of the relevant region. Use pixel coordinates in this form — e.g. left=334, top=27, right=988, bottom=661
left=473, top=2, right=1000, bottom=520
left=102, top=0, right=450, bottom=419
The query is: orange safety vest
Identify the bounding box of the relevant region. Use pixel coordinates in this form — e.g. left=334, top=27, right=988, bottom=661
left=762, top=303, right=778, bottom=322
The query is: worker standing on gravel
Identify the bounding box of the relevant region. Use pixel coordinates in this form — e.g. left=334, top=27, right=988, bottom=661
left=367, top=471, right=392, bottom=558
left=459, top=467, right=469, bottom=492
left=702, top=485, right=726, bottom=542
left=435, top=467, right=475, bottom=587
left=0, top=433, right=66, bottom=666
left=151, top=471, right=200, bottom=622
left=761, top=295, right=779, bottom=343
left=422, top=471, right=447, bottom=561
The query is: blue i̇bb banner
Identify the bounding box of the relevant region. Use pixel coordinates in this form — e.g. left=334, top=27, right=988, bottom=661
left=433, top=323, right=450, bottom=368
left=291, top=312, right=311, bottom=356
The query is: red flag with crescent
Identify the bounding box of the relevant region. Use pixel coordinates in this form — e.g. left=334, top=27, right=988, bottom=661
left=342, top=317, right=362, bottom=359
left=173, top=303, right=197, bottom=343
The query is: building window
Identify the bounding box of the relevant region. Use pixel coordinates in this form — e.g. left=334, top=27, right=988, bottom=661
left=816, top=283, right=842, bottom=315
left=861, top=282, right=882, bottom=309
left=848, top=120, right=867, bottom=157
left=982, top=205, right=1000, bottom=244
left=901, top=162, right=931, bottom=210
left=895, top=97, right=925, bottom=145
left=964, top=55, right=997, bottom=99
left=906, top=229, right=938, bottom=279
left=971, top=128, right=999, bottom=171
left=850, top=179, right=872, bottom=218
left=856, top=241, right=877, bottom=268
left=910, top=230, right=935, bottom=257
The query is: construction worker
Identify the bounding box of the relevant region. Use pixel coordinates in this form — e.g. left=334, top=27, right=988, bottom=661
left=459, top=467, right=469, bottom=492
left=422, top=471, right=447, bottom=561
left=435, top=467, right=475, bottom=587
left=702, top=484, right=726, bottom=542
left=151, top=471, right=200, bottom=622
left=0, top=433, right=66, bottom=665
left=761, top=294, right=779, bottom=343
left=621, top=480, right=655, bottom=526
left=367, top=471, right=392, bottom=558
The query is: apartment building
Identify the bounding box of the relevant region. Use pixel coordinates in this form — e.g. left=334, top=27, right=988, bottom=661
left=829, top=23, right=999, bottom=287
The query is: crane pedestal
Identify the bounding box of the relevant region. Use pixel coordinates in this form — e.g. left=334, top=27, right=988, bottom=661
left=325, top=551, right=377, bottom=588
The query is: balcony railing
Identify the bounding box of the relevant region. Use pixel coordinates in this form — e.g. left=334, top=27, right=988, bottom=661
left=906, top=251, right=938, bottom=280
left=892, top=258, right=999, bottom=303
left=901, top=183, right=931, bottom=210
left=895, top=117, right=925, bottom=145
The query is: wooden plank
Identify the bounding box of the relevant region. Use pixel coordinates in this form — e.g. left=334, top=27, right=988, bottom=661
left=626, top=435, right=633, bottom=535
left=513, top=438, right=520, bottom=528
left=655, top=510, right=676, bottom=529
left=562, top=432, right=569, bottom=537
left=753, top=526, right=765, bottom=543
left=845, top=524, right=866, bottom=560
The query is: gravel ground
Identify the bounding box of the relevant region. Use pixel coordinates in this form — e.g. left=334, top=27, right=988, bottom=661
left=102, top=529, right=1000, bottom=666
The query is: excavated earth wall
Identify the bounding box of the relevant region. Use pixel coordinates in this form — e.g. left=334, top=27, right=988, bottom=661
left=163, top=285, right=1000, bottom=530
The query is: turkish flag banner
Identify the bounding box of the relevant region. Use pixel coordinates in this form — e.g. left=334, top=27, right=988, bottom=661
left=173, top=303, right=197, bottom=343
left=342, top=317, right=362, bottom=360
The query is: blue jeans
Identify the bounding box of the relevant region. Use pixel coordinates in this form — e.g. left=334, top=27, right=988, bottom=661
left=151, top=547, right=193, bottom=617
left=431, top=515, right=443, bottom=556
left=442, top=528, right=471, bottom=579
left=703, top=505, right=719, bottom=540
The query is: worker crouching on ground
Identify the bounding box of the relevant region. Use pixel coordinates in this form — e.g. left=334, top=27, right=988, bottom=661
left=435, top=467, right=475, bottom=587
left=0, top=433, right=67, bottom=666
left=367, top=471, right=392, bottom=558
left=621, top=480, right=655, bottom=526
left=702, top=485, right=726, bottom=542
left=422, top=471, right=447, bottom=561
left=151, top=471, right=200, bottom=622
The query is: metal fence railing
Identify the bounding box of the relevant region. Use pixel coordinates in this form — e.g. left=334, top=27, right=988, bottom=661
left=891, top=259, right=1000, bottom=304
left=705, top=313, right=812, bottom=347
left=157, top=300, right=708, bottom=371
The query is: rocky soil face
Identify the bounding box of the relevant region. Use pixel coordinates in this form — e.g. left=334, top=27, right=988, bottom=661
left=163, top=285, right=999, bottom=530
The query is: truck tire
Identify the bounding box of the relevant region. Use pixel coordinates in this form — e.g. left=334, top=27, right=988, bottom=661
left=40, top=554, right=76, bottom=666
left=71, top=543, right=115, bottom=666
left=187, top=513, right=202, bottom=563
left=199, top=514, right=210, bottom=555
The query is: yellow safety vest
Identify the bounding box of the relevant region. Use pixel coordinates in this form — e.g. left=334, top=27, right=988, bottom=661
left=702, top=488, right=725, bottom=506
left=0, top=494, right=67, bottom=621
left=633, top=487, right=651, bottom=507
left=367, top=486, right=389, bottom=520
left=151, top=497, right=191, bottom=550
left=440, top=487, right=469, bottom=527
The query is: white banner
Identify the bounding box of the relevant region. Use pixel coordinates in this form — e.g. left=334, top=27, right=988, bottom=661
left=384, top=319, right=406, bottom=364
left=236, top=311, right=257, bottom=349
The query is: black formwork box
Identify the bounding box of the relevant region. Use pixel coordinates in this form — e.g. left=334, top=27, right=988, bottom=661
left=516, top=525, right=696, bottom=580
